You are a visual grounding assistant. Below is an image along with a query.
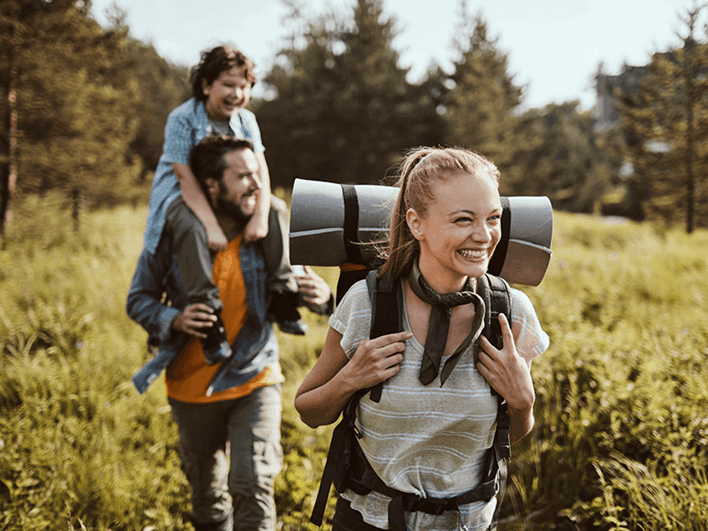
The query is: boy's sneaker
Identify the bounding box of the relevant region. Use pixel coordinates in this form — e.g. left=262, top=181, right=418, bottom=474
left=269, top=292, right=308, bottom=336
left=200, top=313, right=233, bottom=365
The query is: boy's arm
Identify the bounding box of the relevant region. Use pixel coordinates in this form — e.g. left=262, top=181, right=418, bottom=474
left=242, top=151, right=271, bottom=243
left=174, top=162, right=228, bottom=251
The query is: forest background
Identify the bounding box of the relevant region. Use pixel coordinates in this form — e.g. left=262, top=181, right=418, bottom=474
left=1, top=0, right=708, bottom=529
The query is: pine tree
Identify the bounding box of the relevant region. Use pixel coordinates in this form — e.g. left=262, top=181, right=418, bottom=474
left=122, top=40, right=191, bottom=182
left=439, top=10, right=523, bottom=191
left=513, top=102, right=616, bottom=213
left=0, top=0, right=36, bottom=239
left=256, top=0, right=436, bottom=187
left=0, top=0, right=141, bottom=233
left=615, top=4, right=708, bottom=232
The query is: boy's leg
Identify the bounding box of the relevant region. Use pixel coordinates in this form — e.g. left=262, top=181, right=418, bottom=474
left=168, top=398, right=234, bottom=531
left=262, top=197, right=298, bottom=294
left=166, top=198, right=223, bottom=313
left=166, top=198, right=231, bottom=364
left=262, top=197, right=307, bottom=335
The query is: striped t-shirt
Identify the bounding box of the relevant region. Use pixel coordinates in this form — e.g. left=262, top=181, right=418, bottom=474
left=329, top=278, right=549, bottom=530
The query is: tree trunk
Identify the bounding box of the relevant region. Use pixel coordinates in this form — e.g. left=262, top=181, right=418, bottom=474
left=1, top=32, right=18, bottom=241
left=686, top=102, right=695, bottom=234
left=684, top=40, right=696, bottom=235
left=71, top=185, right=82, bottom=233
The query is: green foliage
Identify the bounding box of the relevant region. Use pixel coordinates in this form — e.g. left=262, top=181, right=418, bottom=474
left=514, top=102, right=618, bottom=214
left=120, top=38, right=191, bottom=182
left=0, top=198, right=194, bottom=531
left=256, top=0, right=440, bottom=187
left=2, top=0, right=141, bottom=205
left=0, top=0, right=189, bottom=235
left=614, top=6, right=708, bottom=232
left=2, top=200, right=708, bottom=530
left=439, top=10, right=523, bottom=179
left=503, top=213, right=708, bottom=529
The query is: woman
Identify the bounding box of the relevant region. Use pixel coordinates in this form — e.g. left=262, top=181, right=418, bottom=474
left=295, top=147, right=549, bottom=530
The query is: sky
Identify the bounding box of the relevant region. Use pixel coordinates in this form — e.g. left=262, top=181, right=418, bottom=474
left=89, top=0, right=698, bottom=112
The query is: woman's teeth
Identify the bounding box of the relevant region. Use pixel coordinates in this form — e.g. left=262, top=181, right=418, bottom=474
left=458, top=249, right=486, bottom=259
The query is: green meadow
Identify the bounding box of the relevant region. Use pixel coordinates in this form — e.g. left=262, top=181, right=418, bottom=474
left=1, top=197, right=707, bottom=530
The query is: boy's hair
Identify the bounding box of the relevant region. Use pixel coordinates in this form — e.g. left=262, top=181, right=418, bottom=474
left=190, top=135, right=254, bottom=195
left=190, top=45, right=257, bottom=101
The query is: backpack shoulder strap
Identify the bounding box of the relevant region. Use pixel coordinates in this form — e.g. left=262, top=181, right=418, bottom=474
left=310, top=389, right=366, bottom=526
left=476, top=274, right=513, bottom=528
left=476, top=274, right=512, bottom=350
left=366, top=270, right=399, bottom=339
left=365, top=270, right=401, bottom=403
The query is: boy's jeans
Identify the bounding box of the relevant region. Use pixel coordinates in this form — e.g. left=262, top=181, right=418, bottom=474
left=168, top=384, right=283, bottom=531
left=165, top=196, right=298, bottom=314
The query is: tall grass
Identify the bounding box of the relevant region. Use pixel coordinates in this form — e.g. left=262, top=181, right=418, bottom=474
left=1, top=198, right=706, bottom=530
left=504, top=215, right=708, bottom=530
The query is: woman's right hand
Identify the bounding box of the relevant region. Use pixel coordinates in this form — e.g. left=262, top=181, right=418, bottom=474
left=343, top=331, right=412, bottom=391
left=295, top=328, right=411, bottom=428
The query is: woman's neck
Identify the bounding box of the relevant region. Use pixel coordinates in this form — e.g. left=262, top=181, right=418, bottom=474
left=416, top=256, right=468, bottom=294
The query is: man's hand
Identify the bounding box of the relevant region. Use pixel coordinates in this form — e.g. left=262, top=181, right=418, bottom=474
left=297, top=266, right=332, bottom=307
left=171, top=303, right=217, bottom=339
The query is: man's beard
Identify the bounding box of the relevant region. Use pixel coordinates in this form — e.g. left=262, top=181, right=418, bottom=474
left=215, top=179, right=256, bottom=225
left=216, top=196, right=252, bottom=225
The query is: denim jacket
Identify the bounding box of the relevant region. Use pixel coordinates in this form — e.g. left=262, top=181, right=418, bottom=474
left=126, top=233, right=278, bottom=397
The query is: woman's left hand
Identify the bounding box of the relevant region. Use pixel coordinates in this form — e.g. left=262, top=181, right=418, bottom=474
left=476, top=313, right=535, bottom=414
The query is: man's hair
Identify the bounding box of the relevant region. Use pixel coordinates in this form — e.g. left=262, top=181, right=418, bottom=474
left=190, top=45, right=257, bottom=101
left=190, top=135, right=254, bottom=195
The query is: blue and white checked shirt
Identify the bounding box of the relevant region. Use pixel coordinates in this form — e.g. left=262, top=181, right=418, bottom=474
left=143, top=98, right=265, bottom=255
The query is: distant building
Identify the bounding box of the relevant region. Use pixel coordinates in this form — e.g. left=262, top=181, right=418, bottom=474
left=594, top=64, right=649, bottom=131
left=595, top=46, right=708, bottom=131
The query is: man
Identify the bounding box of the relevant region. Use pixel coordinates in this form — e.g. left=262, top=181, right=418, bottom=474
left=126, top=135, right=333, bottom=531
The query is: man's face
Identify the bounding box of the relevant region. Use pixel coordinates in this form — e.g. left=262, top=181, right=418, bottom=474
left=213, top=149, right=261, bottom=219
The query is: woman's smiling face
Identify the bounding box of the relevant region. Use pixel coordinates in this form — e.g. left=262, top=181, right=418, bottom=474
left=407, top=169, right=502, bottom=292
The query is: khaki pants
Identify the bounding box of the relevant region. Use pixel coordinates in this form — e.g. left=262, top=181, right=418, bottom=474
left=168, top=385, right=283, bottom=531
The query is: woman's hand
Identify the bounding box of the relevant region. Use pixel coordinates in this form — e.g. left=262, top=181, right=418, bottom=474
left=171, top=303, right=217, bottom=338
left=342, top=331, right=412, bottom=392
left=294, top=328, right=412, bottom=428
left=477, top=313, right=535, bottom=417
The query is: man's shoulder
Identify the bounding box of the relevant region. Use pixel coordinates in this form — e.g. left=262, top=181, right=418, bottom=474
left=164, top=196, right=207, bottom=241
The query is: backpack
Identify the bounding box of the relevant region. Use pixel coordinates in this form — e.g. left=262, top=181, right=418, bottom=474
left=310, top=269, right=513, bottom=531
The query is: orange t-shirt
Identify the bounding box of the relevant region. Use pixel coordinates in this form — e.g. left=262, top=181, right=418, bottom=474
left=165, top=234, right=283, bottom=403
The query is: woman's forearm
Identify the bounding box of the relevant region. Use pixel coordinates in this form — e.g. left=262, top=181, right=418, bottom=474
left=509, top=404, right=535, bottom=445
left=295, top=367, right=359, bottom=428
